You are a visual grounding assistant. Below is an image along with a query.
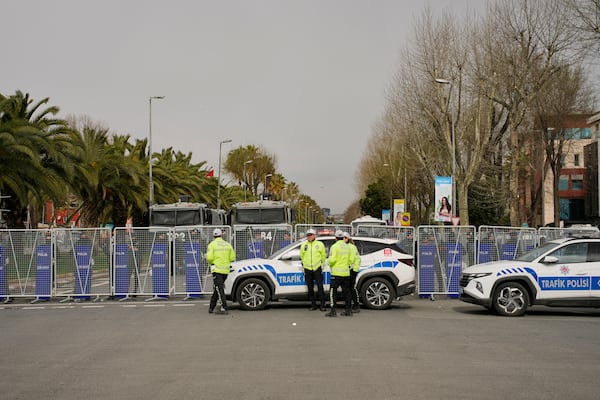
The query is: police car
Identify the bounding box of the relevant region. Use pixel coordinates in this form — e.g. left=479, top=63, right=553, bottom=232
left=460, top=237, right=600, bottom=316
left=224, top=236, right=415, bottom=310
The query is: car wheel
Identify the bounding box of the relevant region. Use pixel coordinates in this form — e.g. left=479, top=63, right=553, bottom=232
left=235, top=278, right=270, bottom=311
left=492, top=282, right=529, bottom=317
left=360, top=277, right=394, bottom=310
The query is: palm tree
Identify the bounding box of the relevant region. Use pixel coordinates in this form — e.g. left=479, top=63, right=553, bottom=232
left=67, top=121, right=147, bottom=227
left=0, top=91, right=75, bottom=227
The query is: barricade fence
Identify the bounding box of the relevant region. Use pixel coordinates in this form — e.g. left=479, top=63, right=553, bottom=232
left=53, top=228, right=112, bottom=302
left=417, top=226, right=477, bottom=298
left=1, top=224, right=598, bottom=302
left=233, top=224, right=293, bottom=260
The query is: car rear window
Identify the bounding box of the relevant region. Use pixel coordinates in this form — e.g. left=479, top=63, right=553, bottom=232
left=355, top=240, right=407, bottom=256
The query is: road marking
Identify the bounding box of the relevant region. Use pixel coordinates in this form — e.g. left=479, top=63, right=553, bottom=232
left=173, top=303, right=195, bottom=307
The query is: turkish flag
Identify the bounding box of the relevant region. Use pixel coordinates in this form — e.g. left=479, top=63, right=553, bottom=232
left=205, top=169, right=214, bottom=178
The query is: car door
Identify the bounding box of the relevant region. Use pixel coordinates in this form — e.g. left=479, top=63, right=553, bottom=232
left=535, top=242, right=591, bottom=300
left=587, top=242, right=600, bottom=300
left=273, top=244, right=306, bottom=296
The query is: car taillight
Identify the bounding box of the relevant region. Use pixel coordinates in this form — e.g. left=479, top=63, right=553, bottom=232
left=398, top=258, right=413, bottom=267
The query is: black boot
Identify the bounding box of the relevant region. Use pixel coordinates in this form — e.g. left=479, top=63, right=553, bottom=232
left=325, top=307, right=337, bottom=317
left=352, top=303, right=360, bottom=313
left=341, top=310, right=353, bottom=317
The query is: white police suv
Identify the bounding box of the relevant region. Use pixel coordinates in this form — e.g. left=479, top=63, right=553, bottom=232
left=224, top=236, right=415, bottom=310
left=460, top=237, right=600, bottom=316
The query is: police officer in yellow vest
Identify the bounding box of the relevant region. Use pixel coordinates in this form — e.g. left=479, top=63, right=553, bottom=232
left=300, top=228, right=326, bottom=311
left=206, top=228, right=235, bottom=314
left=326, top=230, right=353, bottom=317
left=344, top=232, right=361, bottom=313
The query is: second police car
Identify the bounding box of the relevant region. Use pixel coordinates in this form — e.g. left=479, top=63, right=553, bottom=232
left=223, top=235, right=415, bottom=310
left=460, top=237, right=600, bottom=316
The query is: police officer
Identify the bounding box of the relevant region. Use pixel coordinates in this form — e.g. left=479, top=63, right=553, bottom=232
left=326, top=230, right=353, bottom=317
left=344, top=232, right=361, bottom=313
left=206, top=228, right=235, bottom=314
left=300, top=228, right=326, bottom=311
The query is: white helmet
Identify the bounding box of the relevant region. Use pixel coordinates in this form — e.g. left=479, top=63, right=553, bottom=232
left=306, top=229, right=316, bottom=236
left=335, top=230, right=344, bottom=238
left=213, top=228, right=222, bottom=237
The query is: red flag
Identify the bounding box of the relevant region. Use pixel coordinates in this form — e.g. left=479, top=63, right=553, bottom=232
left=205, top=169, right=214, bottom=178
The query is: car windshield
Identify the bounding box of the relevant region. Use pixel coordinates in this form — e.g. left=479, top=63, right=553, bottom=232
left=517, top=241, right=563, bottom=262
left=269, top=239, right=303, bottom=259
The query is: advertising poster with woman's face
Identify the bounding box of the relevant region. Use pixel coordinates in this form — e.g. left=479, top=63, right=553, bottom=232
left=434, top=176, right=452, bottom=223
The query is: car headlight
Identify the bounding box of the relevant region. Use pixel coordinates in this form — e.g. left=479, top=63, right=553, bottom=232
left=469, top=273, right=492, bottom=279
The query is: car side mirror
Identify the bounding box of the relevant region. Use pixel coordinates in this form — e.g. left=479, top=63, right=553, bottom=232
left=542, top=255, right=558, bottom=264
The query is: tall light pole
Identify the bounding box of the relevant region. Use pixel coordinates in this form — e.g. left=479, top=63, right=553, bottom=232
left=243, top=159, right=253, bottom=201
left=148, top=96, right=165, bottom=212
left=217, top=139, right=232, bottom=210
left=263, top=173, right=273, bottom=200
left=435, top=78, right=456, bottom=217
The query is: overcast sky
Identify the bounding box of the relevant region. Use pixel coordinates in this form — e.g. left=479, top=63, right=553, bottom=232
left=3, top=0, right=485, bottom=214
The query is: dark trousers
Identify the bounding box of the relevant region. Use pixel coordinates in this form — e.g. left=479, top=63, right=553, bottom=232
left=329, top=275, right=352, bottom=312
left=210, top=272, right=228, bottom=310
left=349, top=270, right=359, bottom=306
left=304, top=267, right=325, bottom=306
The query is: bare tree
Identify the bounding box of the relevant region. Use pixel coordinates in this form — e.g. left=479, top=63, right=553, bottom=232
left=480, top=0, right=581, bottom=225
left=562, top=0, right=600, bottom=57
left=532, top=64, right=595, bottom=225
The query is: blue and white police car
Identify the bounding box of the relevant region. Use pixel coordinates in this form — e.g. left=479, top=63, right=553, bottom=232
left=224, top=236, right=415, bottom=310
left=460, top=237, right=600, bottom=316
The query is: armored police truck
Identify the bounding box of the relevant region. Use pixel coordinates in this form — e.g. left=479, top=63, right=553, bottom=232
left=150, top=201, right=227, bottom=227
left=229, top=200, right=294, bottom=260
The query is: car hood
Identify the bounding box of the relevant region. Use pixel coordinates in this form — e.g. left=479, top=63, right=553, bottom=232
left=231, top=258, right=270, bottom=267
left=462, top=260, right=532, bottom=274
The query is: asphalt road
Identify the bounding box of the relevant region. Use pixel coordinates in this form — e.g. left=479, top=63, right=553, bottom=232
left=1, top=296, right=599, bottom=400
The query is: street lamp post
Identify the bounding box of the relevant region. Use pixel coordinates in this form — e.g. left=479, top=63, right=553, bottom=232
left=263, top=173, right=273, bottom=200
left=243, top=160, right=253, bottom=201
left=217, top=139, right=232, bottom=210
left=435, top=78, right=456, bottom=218
left=148, top=96, right=165, bottom=213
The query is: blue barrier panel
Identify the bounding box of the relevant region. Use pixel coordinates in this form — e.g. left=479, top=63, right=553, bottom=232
left=151, top=243, right=169, bottom=298
left=478, top=243, right=492, bottom=263
left=0, top=247, right=6, bottom=300
left=419, top=244, right=436, bottom=296
left=248, top=240, right=264, bottom=258
left=114, top=244, right=128, bottom=298
left=446, top=242, right=462, bottom=297
left=185, top=242, right=202, bottom=297
left=35, top=244, right=52, bottom=300
left=323, top=271, right=331, bottom=285
left=501, top=243, right=517, bottom=260
left=74, top=245, right=92, bottom=299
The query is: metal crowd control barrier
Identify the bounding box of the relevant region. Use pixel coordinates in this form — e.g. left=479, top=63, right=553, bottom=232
left=538, top=226, right=600, bottom=244
left=232, top=224, right=293, bottom=260
left=294, top=224, right=352, bottom=241
left=53, top=228, right=112, bottom=302
left=3, top=224, right=600, bottom=302
left=112, top=227, right=171, bottom=301
left=417, top=225, right=476, bottom=299
left=477, top=226, right=537, bottom=263
left=172, top=226, right=231, bottom=298
left=0, top=229, right=53, bottom=303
